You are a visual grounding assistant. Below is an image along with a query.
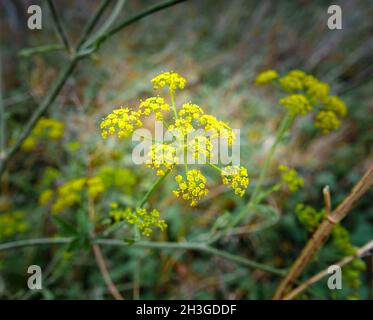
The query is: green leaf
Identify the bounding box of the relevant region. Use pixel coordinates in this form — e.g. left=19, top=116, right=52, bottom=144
left=52, top=215, right=78, bottom=236
left=77, top=209, right=92, bottom=236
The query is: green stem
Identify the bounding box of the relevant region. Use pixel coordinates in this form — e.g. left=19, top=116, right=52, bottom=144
left=208, top=163, right=222, bottom=172
left=18, top=44, right=65, bottom=58
left=0, top=57, right=79, bottom=176
left=0, top=0, right=186, bottom=178
left=46, top=0, right=72, bottom=53
left=83, top=0, right=127, bottom=49
left=92, top=0, right=188, bottom=50
left=0, top=47, right=4, bottom=158
left=211, top=114, right=293, bottom=240
left=138, top=169, right=171, bottom=208
left=75, top=0, right=112, bottom=50
left=255, top=182, right=283, bottom=204
left=250, top=113, right=293, bottom=206
left=0, top=237, right=285, bottom=276
left=170, top=91, right=178, bottom=119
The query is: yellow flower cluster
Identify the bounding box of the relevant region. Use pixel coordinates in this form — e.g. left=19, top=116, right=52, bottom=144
left=314, top=110, right=341, bottom=134
left=279, top=164, right=303, bottom=192
left=190, top=135, right=213, bottom=161
left=221, top=166, right=249, bottom=197
left=254, top=69, right=348, bottom=134
left=100, top=71, right=249, bottom=206
left=254, top=70, right=279, bottom=85
left=100, top=108, right=143, bottom=139
left=97, top=166, right=136, bottom=193
left=199, top=114, right=236, bottom=145
left=173, top=170, right=209, bottom=206
left=171, top=103, right=205, bottom=134
left=279, top=70, right=305, bottom=91
left=139, top=96, right=170, bottom=120
left=22, top=117, right=64, bottom=151
left=0, top=211, right=28, bottom=239
left=109, top=204, right=167, bottom=237
left=324, top=96, right=347, bottom=117
left=151, top=71, right=186, bottom=93
left=146, top=143, right=179, bottom=176
left=87, top=177, right=105, bottom=198
left=279, top=94, right=313, bottom=116
left=39, top=177, right=105, bottom=214
left=295, top=203, right=324, bottom=232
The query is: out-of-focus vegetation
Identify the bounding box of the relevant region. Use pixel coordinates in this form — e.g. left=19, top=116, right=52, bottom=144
left=0, top=0, right=372, bottom=299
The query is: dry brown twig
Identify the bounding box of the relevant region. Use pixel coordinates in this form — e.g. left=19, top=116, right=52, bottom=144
left=273, top=165, right=373, bottom=299
left=88, top=175, right=124, bottom=300
left=283, top=239, right=373, bottom=300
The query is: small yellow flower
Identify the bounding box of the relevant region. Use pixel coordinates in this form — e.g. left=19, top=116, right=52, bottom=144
left=151, top=71, right=186, bottom=93
left=307, top=80, right=330, bottom=103
left=279, top=164, right=303, bottom=192
left=314, top=110, right=341, bottom=134
left=279, top=94, right=312, bottom=116
left=0, top=211, right=27, bottom=239
left=87, top=176, right=105, bottom=198
left=199, top=114, right=235, bottom=145
left=139, top=96, right=170, bottom=120
left=221, top=166, right=249, bottom=197
left=324, top=95, right=347, bottom=117
left=254, top=70, right=279, bottom=85
left=146, top=143, right=179, bottom=174
left=279, top=74, right=304, bottom=92
left=109, top=206, right=167, bottom=237
left=173, top=170, right=209, bottom=206
left=100, top=108, right=142, bottom=139
left=39, top=189, right=54, bottom=206
left=21, top=137, right=37, bottom=151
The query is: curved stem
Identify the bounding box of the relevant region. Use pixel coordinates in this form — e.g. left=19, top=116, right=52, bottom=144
left=46, top=0, right=72, bottom=53
left=208, top=114, right=293, bottom=243
left=249, top=113, right=293, bottom=205
left=170, top=91, right=178, bottom=119
left=75, top=0, right=112, bottom=50
left=0, top=0, right=187, bottom=177
left=138, top=169, right=171, bottom=208
left=0, top=237, right=285, bottom=276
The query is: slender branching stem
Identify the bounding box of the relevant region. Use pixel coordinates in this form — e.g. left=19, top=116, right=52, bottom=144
left=46, top=0, right=72, bottom=53
left=0, top=0, right=188, bottom=177
left=138, top=169, right=171, bottom=208
left=18, top=44, right=65, bottom=58
left=0, top=237, right=285, bottom=276
left=208, top=163, right=222, bottom=172
left=0, top=47, right=5, bottom=158
left=225, top=114, right=293, bottom=232
left=91, top=0, right=188, bottom=51
left=250, top=113, right=294, bottom=205
left=75, top=0, right=112, bottom=50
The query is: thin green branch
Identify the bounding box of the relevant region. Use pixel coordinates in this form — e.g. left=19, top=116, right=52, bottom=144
left=0, top=57, right=79, bottom=176
left=46, top=0, right=72, bottom=53
left=249, top=113, right=293, bottom=205
left=18, top=44, right=65, bottom=58
left=0, top=237, right=285, bottom=276
left=75, top=0, right=113, bottom=50
left=207, top=114, right=294, bottom=243
left=89, top=0, right=188, bottom=51
left=0, top=47, right=5, bottom=158
left=83, top=0, right=127, bottom=49
left=0, top=0, right=187, bottom=177
left=138, top=169, right=171, bottom=208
